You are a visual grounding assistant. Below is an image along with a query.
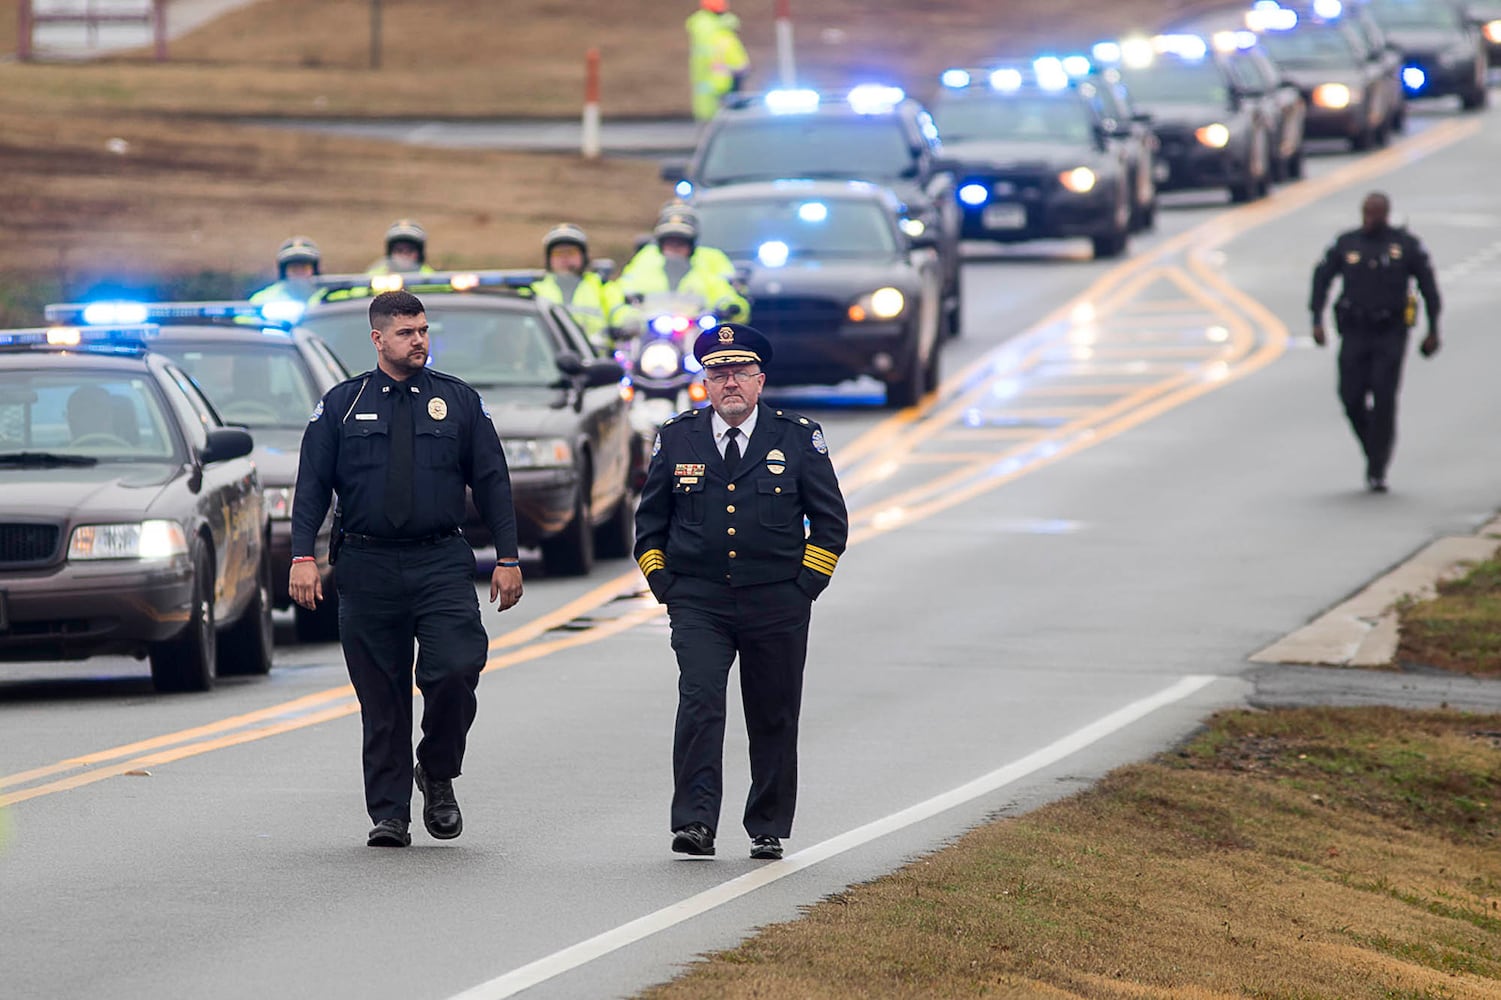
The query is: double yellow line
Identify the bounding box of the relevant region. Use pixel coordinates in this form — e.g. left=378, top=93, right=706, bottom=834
left=0, top=118, right=1479, bottom=811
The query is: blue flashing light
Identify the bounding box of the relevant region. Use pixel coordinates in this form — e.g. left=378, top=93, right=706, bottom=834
left=917, top=110, right=940, bottom=142
left=1247, top=3, right=1299, bottom=31
left=1061, top=55, right=1092, bottom=77
left=990, top=67, right=1024, bottom=91
left=1157, top=33, right=1209, bottom=61
left=1313, top=0, right=1342, bottom=18
left=1091, top=41, right=1123, bottom=63
left=764, top=88, right=820, bottom=114
left=0, top=324, right=162, bottom=349
left=650, top=315, right=677, bottom=335
left=683, top=352, right=704, bottom=373
left=797, top=201, right=829, bottom=223
left=697, top=314, right=718, bottom=331
left=958, top=183, right=991, bottom=207
left=1033, top=56, right=1070, bottom=90
left=258, top=299, right=306, bottom=325
left=48, top=301, right=265, bottom=326
left=81, top=302, right=149, bottom=325
left=941, top=68, right=972, bottom=88
left=1402, top=65, right=1426, bottom=91
left=674, top=179, right=694, bottom=198
left=757, top=241, right=791, bottom=268
left=847, top=84, right=905, bottom=114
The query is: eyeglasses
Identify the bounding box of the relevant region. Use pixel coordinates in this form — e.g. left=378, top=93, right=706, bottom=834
left=704, top=370, right=763, bottom=386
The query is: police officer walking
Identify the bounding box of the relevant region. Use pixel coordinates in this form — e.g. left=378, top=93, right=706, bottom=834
left=289, top=290, right=524, bottom=848
left=1310, top=191, right=1441, bottom=492
left=634, top=323, right=848, bottom=860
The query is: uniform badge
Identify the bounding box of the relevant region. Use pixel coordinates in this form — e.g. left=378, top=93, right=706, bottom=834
left=718, top=326, right=735, bottom=344
left=428, top=397, right=448, bottom=420
left=1345, top=251, right=1361, bottom=265
left=308, top=400, right=324, bottom=423
left=1388, top=243, right=1402, bottom=260
left=652, top=432, right=661, bottom=458
left=766, top=448, right=786, bottom=474
left=811, top=429, right=827, bottom=455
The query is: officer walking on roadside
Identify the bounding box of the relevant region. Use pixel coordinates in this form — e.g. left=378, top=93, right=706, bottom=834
left=1310, top=191, right=1441, bottom=492
left=289, top=290, right=524, bottom=848
left=634, top=323, right=848, bottom=861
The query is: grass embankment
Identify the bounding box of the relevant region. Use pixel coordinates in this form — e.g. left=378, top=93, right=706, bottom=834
left=1400, top=559, right=1501, bottom=677
left=643, top=707, right=1501, bottom=999
left=0, top=0, right=1186, bottom=322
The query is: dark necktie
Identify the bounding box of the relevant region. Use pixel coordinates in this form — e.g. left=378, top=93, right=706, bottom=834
left=723, top=426, right=741, bottom=479
left=384, top=386, right=414, bottom=529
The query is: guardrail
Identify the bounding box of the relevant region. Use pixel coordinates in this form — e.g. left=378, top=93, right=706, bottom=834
left=18, top=0, right=167, bottom=62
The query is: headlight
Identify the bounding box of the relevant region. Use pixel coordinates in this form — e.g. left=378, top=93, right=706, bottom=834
left=265, top=487, right=294, bottom=521
left=638, top=341, right=683, bottom=379
left=1485, top=20, right=1501, bottom=44
left=848, top=287, right=906, bottom=322
left=501, top=438, right=574, bottom=469
left=68, top=520, right=188, bottom=560
left=1312, top=83, right=1353, bottom=109
left=1058, top=167, right=1097, bottom=193
left=1195, top=123, right=1231, bottom=148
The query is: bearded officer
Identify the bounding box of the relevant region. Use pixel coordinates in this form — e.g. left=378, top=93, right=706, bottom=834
left=289, top=289, right=523, bottom=848
left=634, top=323, right=849, bottom=861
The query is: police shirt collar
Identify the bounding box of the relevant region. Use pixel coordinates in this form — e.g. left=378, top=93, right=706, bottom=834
left=711, top=405, right=758, bottom=447
left=374, top=367, right=426, bottom=394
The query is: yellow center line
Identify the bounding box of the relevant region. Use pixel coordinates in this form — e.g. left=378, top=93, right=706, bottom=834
left=2, top=118, right=1480, bottom=808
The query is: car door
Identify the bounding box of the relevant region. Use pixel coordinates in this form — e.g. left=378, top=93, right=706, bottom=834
left=1249, top=48, right=1305, bottom=162
left=546, top=304, right=629, bottom=516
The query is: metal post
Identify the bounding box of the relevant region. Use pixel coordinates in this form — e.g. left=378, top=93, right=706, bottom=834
left=18, top=0, right=32, bottom=62
left=153, top=0, right=167, bottom=61
left=775, top=0, right=795, bottom=86
left=370, top=0, right=382, bottom=70
left=581, top=48, right=602, bottom=160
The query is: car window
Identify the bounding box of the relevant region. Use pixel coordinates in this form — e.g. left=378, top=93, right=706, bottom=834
left=303, top=337, right=349, bottom=385
left=1118, top=60, right=1231, bottom=105
left=697, top=196, right=900, bottom=260
left=933, top=93, right=1096, bottom=144
left=1367, top=0, right=1463, bottom=28
left=547, top=303, right=598, bottom=358
left=0, top=369, right=180, bottom=460
left=1259, top=25, right=1363, bottom=67
left=699, top=118, right=918, bottom=184
left=156, top=342, right=322, bottom=429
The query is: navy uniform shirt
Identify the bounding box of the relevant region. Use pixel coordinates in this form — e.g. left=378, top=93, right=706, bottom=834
left=1310, top=225, right=1441, bottom=326
left=291, top=366, right=518, bottom=556
left=634, top=403, right=849, bottom=600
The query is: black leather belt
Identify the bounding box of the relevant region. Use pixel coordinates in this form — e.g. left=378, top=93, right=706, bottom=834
left=343, top=528, right=461, bottom=547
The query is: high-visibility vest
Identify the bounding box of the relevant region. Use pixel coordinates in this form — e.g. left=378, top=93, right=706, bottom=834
left=621, top=245, right=736, bottom=284
left=686, top=10, right=749, bottom=120
left=532, top=272, right=621, bottom=347
left=616, top=249, right=750, bottom=323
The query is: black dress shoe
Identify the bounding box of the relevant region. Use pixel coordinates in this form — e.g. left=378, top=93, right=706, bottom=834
left=749, top=835, right=783, bottom=860
left=671, top=822, right=715, bottom=856
left=367, top=818, right=411, bottom=848
left=414, top=762, right=463, bottom=840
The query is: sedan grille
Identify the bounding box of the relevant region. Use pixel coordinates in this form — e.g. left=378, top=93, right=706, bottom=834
left=751, top=297, right=847, bottom=332
left=0, top=524, right=61, bottom=566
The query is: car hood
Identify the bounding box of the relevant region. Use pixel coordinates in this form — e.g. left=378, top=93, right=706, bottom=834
left=944, top=139, right=1099, bottom=171
left=739, top=259, right=918, bottom=296
left=247, top=427, right=305, bottom=489
left=468, top=384, right=577, bottom=439
left=1386, top=27, right=1466, bottom=52
left=0, top=463, right=180, bottom=523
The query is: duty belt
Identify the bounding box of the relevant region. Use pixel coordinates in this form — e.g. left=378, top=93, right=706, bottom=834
left=343, top=527, right=462, bottom=547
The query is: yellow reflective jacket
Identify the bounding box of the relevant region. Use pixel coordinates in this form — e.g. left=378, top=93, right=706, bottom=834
left=616, top=247, right=749, bottom=324
left=686, top=10, right=749, bottom=121
left=532, top=272, right=623, bottom=348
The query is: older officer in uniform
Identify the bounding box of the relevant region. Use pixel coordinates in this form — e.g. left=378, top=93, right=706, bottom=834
left=634, top=323, right=848, bottom=860
left=289, top=290, right=523, bottom=848
left=1310, top=191, right=1441, bottom=492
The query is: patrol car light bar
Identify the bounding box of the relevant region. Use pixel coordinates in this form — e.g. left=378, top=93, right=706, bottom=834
left=44, top=301, right=288, bottom=327
left=0, top=324, right=161, bottom=348
left=942, top=58, right=1090, bottom=91
left=1247, top=1, right=1300, bottom=31
left=313, top=270, right=544, bottom=297
left=744, top=85, right=906, bottom=115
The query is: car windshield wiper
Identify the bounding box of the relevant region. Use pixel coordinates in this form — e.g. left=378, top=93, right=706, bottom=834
left=0, top=451, right=100, bottom=466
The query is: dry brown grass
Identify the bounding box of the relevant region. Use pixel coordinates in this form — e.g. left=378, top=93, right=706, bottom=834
left=642, top=708, right=1501, bottom=999
left=1398, top=559, right=1501, bottom=677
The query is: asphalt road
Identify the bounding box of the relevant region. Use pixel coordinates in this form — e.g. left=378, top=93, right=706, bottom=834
left=4, top=101, right=1501, bottom=1000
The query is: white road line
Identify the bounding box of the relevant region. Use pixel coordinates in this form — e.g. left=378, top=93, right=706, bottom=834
left=446, top=674, right=1219, bottom=1000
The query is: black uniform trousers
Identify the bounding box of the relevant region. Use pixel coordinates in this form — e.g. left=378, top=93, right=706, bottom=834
left=1336, top=322, right=1408, bottom=480
left=335, top=534, right=488, bottom=824
left=666, top=575, right=812, bottom=839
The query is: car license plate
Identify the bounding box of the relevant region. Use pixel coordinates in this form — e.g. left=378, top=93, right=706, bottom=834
left=983, top=203, right=1026, bottom=230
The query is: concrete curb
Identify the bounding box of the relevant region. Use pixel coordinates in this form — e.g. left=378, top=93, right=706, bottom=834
left=1250, top=515, right=1501, bottom=668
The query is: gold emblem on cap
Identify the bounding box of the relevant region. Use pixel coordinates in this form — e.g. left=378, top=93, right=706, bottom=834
left=428, top=397, right=448, bottom=420
left=718, top=326, right=735, bottom=343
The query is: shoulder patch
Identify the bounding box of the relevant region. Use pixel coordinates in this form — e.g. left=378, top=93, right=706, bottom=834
left=811, top=428, right=827, bottom=455
left=479, top=395, right=492, bottom=420
left=309, top=400, right=324, bottom=423
left=652, top=432, right=662, bottom=457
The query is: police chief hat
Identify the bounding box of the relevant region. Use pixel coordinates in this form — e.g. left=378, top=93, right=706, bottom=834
left=693, top=322, right=773, bottom=369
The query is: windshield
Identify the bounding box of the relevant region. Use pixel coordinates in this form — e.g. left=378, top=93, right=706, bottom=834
left=1118, top=60, right=1230, bottom=105
left=0, top=369, right=180, bottom=461
left=1367, top=0, right=1462, bottom=29
left=1259, top=26, right=1363, bottom=67
left=156, top=341, right=321, bottom=430
left=933, top=92, right=1095, bottom=144
left=700, top=118, right=918, bottom=184
left=697, top=196, right=900, bottom=260
left=302, top=305, right=562, bottom=388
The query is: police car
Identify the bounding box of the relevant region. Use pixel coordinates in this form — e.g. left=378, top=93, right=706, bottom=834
left=1094, top=32, right=1298, bottom=201
left=932, top=60, right=1136, bottom=259
left=662, top=85, right=964, bottom=338
left=1070, top=62, right=1162, bottom=230
left=299, top=271, right=641, bottom=578
left=693, top=180, right=945, bottom=408
left=1365, top=0, right=1488, bottom=108
left=1463, top=0, right=1501, bottom=65
left=0, top=320, right=271, bottom=691
left=45, top=301, right=351, bottom=642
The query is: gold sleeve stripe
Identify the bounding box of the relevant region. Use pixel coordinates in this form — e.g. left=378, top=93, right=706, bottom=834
left=803, top=549, right=837, bottom=568
left=637, top=550, right=666, bottom=575
left=804, top=544, right=840, bottom=567
left=802, top=551, right=838, bottom=575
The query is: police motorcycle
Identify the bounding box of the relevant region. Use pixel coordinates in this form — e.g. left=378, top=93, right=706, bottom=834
left=610, top=289, right=726, bottom=426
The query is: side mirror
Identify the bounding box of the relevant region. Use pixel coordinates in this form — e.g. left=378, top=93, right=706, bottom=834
left=201, top=427, right=254, bottom=465
left=583, top=358, right=627, bottom=388
left=659, top=159, right=688, bottom=184
left=555, top=352, right=586, bottom=377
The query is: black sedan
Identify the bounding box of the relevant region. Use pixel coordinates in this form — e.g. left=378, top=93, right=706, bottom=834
left=300, top=276, right=641, bottom=577
left=692, top=180, right=945, bottom=408
left=0, top=324, right=270, bottom=692
left=1072, top=63, right=1162, bottom=229
left=122, top=318, right=349, bottom=642
left=1366, top=0, right=1488, bottom=107
left=931, top=64, right=1135, bottom=259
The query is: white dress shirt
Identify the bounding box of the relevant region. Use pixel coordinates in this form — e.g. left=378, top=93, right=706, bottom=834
left=710, top=407, right=758, bottom=459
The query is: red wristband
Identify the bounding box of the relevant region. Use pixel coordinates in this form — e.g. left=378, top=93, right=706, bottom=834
left=291, top=556, right=316, bottom=564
